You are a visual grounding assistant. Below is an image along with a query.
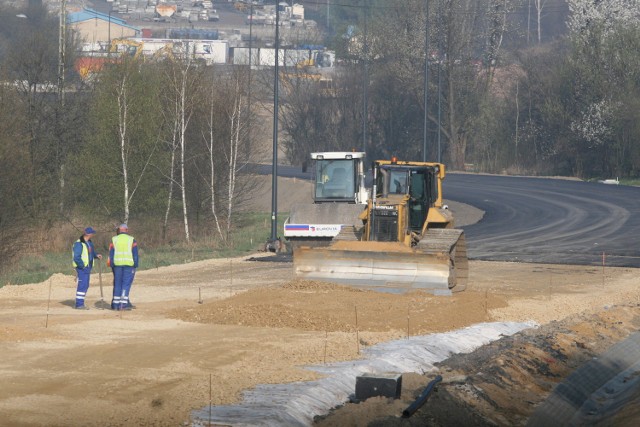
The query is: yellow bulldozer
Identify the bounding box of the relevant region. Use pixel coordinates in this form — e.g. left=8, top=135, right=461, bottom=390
left=293, top=158, right=468, bottom=295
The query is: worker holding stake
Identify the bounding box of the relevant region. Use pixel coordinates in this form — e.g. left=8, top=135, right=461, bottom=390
left=72, top=227, right=102, bottom=310
left=108, top=224, right=139, bottom=310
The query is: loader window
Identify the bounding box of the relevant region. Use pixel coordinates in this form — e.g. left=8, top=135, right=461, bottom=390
left=314, top=159, right=356, bottom=201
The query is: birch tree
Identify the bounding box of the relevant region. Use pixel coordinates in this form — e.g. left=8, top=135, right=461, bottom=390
left=222, top=69, right=251, bottom=239
left=161, top=90, right=180, bottom=240
left=79, top=60, right=162, bottom=222
left=113, top=64, right=159, bottom=223
left=203, top=74, right=224, bottom=240
left=225, top=77, right=243, bottom=239
left=115, top=73, right=133, bottom=222
left=162, top=51, right=205, bottom=243
left=197, top=67, right=264, bottom=242
left=533, top=0, right=546, bottom=43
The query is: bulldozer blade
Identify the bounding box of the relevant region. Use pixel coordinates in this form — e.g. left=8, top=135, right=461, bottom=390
left=294, top=231, right=467, bottom=295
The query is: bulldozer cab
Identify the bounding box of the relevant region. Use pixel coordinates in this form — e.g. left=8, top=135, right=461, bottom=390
left=375, top=164, right=440, bottom=234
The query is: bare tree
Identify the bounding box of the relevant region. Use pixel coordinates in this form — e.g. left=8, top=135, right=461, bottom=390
left=203, top=72, right=224, bottom=240
left=161, top=91, right=181, bottom=240
left=0, top=70, right=30, bottom=271
left=534, top=0, right=543, bottom=43
left=280, top=67, right=365, bottom=164
left=162, top=49, right=206, bottom=243
left=437, top=0, right=514, bottom=168
left=113, top=62, right=158, bottom=223
left=224, top=75, right=244, bottom=238
left=3, top=10, right=58, bottom=217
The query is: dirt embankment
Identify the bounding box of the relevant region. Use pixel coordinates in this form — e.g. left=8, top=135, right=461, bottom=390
left=317, top=305, right=640, bottom=426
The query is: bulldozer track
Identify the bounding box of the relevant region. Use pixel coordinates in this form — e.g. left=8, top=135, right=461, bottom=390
left=417, top=229, right=469, bottom=292
left=333, top=226, right=362, bottom=241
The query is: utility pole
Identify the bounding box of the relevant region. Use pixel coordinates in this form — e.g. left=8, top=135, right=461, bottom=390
left=436, top=0, right=441, bottom=163
left=247, top=2, right=253, bottom=154
left=57, top=0, right=67, bottom=214
left=437, top=56, right=442, bottom=163
left=527, top=0, right=531, bottom=45
left=58, top=0, right=66, bottom=106
left=362, top=0, right=368, bottom=155
left=108, top=10, right=112, bottom=58
left=270, top=3, right=280, bottom=241
left=423, top=0, right=429, bottom=162
left=249, top=2, right=253, bottom=69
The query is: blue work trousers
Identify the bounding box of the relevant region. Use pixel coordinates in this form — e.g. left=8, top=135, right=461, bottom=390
left=111, top=266, right=135, bottom=310
left=75, top=267, right=92, bottom=308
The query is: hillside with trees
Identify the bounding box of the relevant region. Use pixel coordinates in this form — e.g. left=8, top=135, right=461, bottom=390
left=296, top=0, right=640, bottom=178
left=1, top=0, right=639, bottom=273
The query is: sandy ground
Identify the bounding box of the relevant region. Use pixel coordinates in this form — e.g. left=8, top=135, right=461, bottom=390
left=0, top=177, right=636, bottom=426
left=1, top=254, right=639, bottom=426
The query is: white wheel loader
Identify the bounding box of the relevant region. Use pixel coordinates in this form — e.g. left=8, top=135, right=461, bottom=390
left=284, top=152, right=369, bottom=248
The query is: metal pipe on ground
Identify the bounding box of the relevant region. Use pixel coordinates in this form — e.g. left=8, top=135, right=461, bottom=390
left=401, top=375, right=442, bottom=418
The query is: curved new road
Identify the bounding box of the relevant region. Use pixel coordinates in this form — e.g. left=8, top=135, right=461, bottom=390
left=445, top=174, right=640, bottom=267
left=259, top=164, right=640, bottom=268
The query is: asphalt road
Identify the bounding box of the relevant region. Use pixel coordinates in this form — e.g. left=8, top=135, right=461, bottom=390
left=256, top=164, right=640, bottom=268
left=445, top=174, right=640, bottom=267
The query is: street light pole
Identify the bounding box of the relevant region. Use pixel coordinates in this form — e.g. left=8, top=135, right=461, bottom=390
left=108, top=10, right=112, bottom=57
left=58, top=0, right=66, bottom=106
left=57, top=0, right=67, bottom=214
left=249, top=2, right=253, bottom=68
left=247, top=2, right=253, bottom=157
left=436, top=0, right=443, bottom=163
left=362, top=0, right=368, bottom=155
left=423, top=0, right=429, bottom=162
left=270, top=3, right=280, bottom=241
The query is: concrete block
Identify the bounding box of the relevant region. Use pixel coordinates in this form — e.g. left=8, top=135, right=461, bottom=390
left=355, top=372, right=402, bottom=401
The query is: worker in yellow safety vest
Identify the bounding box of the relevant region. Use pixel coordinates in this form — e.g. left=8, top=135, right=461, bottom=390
left=72, top=227, right=102, bottom=309
left=107, top=223, right=139, bottom=310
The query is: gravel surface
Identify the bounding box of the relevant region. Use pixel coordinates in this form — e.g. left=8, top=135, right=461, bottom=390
left=1, top=255, right=638, bottom=426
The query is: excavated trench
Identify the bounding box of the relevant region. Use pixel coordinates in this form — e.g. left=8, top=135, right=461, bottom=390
left=315, top=304, right=640, bottom=426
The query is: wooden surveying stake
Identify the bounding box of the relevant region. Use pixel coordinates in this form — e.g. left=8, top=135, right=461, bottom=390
left=45, top=278, right=52, bottom=328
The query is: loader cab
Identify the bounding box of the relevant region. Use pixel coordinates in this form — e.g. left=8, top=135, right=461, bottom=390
left=376, top=164, right=439, bottom=232
left=311, top=152, right=367, bottom=203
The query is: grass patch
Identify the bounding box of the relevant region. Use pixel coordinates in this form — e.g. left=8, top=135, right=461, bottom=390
left=619, top=178, right=640, bottom=186
left=0, top=212, right=288, bottom=287
left=0, top=252, right=71, bottom=287
left=587, top=177, right=640, bottom=186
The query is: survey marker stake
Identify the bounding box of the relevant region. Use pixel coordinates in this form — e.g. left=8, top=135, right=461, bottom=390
left=98, top=259, right=104, bottom=308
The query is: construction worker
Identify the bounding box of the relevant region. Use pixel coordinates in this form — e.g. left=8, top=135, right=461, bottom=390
left=108, top=223, right=139, bottom=310
left=72, top=227, right=102, bottom=310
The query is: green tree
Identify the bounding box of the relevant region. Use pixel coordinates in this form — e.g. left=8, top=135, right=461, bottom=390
left=0, top=69, right=31, bottom=271
left=76, top=59, right=164, bottom=222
